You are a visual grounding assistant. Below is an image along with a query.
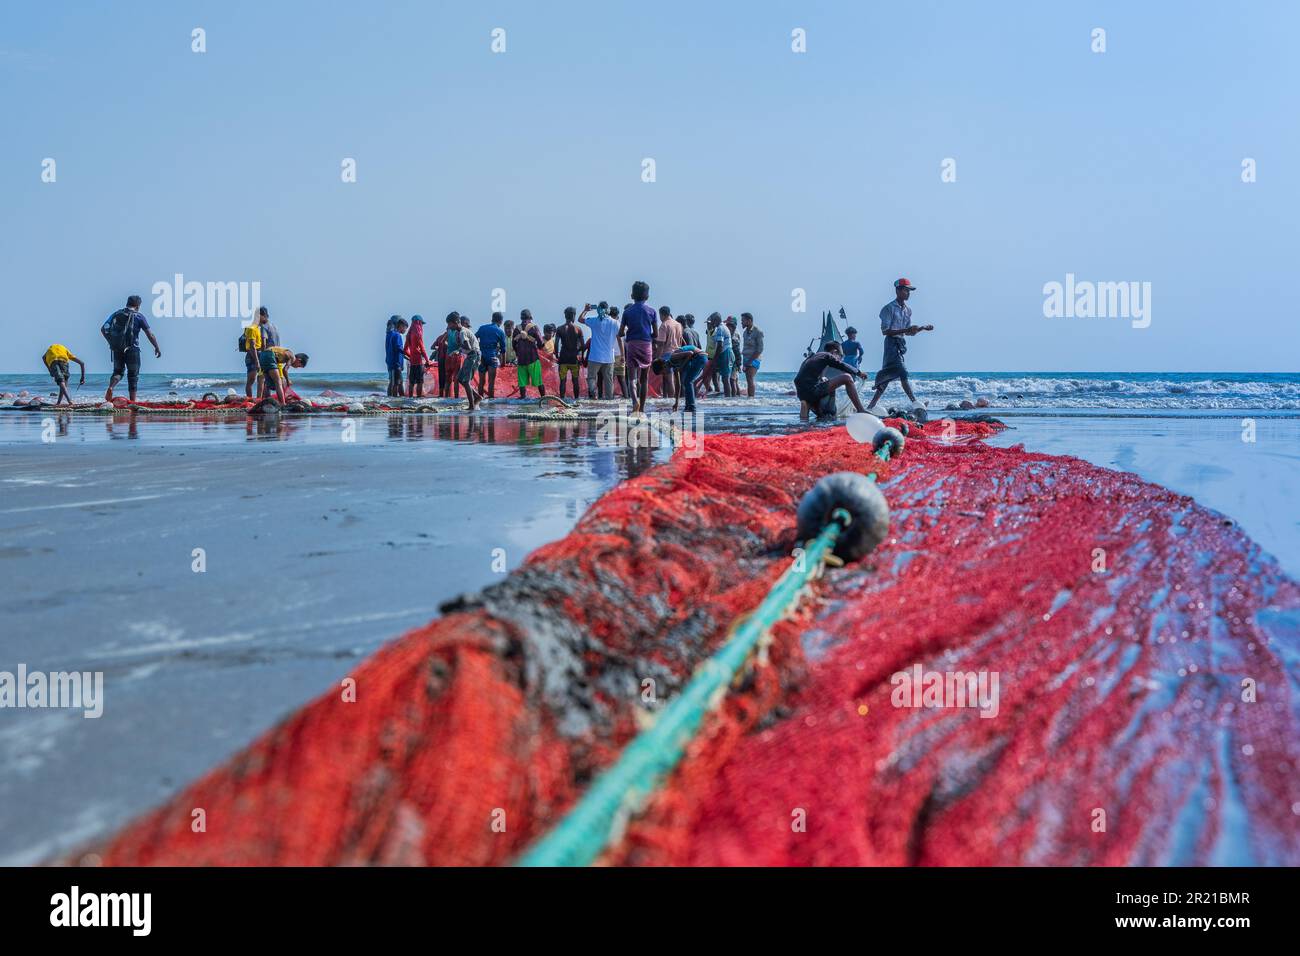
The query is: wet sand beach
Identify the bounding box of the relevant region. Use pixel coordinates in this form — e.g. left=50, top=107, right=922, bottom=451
left=1, top=401, right=1296, bottom=862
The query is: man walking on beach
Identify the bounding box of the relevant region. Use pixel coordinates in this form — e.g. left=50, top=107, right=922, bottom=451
left=620, top=281, right=658, bottom=413
left=385, top=316, right=407, bottom=397
left=740, top=312, right=763, bottom=398
left=476, top=312, right=508, bottom=397
left=580, top=302, right=619, bottom=399
left=101, top=295, right=161, bottom=403
left=866, top=278, right=934, bottom=412
left=457, top=316, right=481, bottom=411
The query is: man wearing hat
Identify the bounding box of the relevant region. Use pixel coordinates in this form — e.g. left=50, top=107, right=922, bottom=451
left=866, top=278, right=933, bottom=412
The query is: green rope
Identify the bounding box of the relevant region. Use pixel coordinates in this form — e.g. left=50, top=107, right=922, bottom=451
left=516, top=440, right=895, bottom=867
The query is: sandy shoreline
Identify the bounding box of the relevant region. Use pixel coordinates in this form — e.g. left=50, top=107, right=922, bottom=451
left=0, top=425, right=668, bottom=863
left=0, top=406, right=1296, bottom=862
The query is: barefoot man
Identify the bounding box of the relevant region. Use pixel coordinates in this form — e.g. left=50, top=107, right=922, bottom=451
left=794, top=341, right=869, bottom=421
left=866, top=278, right=934, bottom=412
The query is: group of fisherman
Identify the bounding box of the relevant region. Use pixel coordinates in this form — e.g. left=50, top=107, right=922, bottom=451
left=39, top=296, right=309, bottom=407
left=793, top=277, right=935, bottom=421
left=37, top=279, right=932, bottom=418
left=381, top=281, right=767, bottom=414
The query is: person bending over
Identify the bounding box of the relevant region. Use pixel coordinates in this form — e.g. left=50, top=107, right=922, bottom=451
left=42, top=343, right=85, bottom=406
left=259, top=347, right=309, bottom=405
left=652, top=344, right=708, bottom=414
left=794, top=341, right=869, bottom=421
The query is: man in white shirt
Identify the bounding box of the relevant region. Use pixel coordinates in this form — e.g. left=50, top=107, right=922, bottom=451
left=579, top=302, right=620, bottom=399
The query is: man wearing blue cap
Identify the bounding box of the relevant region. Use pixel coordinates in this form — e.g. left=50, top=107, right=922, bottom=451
left=866, top=278, right=933, bottom=412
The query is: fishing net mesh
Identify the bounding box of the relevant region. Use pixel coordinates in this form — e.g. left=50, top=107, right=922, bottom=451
left=91, top=420, right=1300, bottom=866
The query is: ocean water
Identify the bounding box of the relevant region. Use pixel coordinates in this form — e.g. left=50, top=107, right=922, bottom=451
left=3, top=370, right=1297, bottom=412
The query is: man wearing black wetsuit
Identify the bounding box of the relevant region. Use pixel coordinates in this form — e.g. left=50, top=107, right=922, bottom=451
left=793, top=341, right=869, bottom=421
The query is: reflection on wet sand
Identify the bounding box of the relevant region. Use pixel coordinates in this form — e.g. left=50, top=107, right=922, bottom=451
left=378, top=414, right=664, bottom=481
left=28, top=403, right=793, bottom=483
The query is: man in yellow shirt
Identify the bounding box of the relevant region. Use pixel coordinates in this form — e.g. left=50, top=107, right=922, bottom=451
left=257, top=345, right=309, bottom=404
left=42, top=344, right=85, bottom=406
left=242, top=308, right=279, bottom=398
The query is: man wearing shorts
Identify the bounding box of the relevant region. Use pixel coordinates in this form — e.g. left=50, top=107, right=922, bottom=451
left=740, top=312, right=763, bottom=398
left=404, top=315, right=430, bottom=397
left=619, top=280, right=658, bottom=412
left=243, top=307, right=279, bottom=398
left=475, top=312, right=508, bottom=397
left=100, top=295, right=161, bottom=402
left=513, top=315, right=546, bottom=398
left=555, top=307, right=586, bottom=400
left=42, top=343, right=85, bottom=406
left=259, top=346, right=309, bottom=405
left=793, top=341, right=869, bottom=421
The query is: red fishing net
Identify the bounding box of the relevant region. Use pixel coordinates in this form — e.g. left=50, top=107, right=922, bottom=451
left=89, top=420, right=1300, bottom=866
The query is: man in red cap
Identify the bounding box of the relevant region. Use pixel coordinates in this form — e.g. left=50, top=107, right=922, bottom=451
left=866, top=277, right=934, bottom=412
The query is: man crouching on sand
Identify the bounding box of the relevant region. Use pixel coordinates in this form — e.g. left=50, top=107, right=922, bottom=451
left=794, top=341, right=869, bottom=421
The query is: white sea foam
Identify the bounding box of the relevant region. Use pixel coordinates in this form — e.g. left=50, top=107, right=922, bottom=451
left=755, top=375, right=1300, bottom=410
left=168, top=377, right=233, bottom=389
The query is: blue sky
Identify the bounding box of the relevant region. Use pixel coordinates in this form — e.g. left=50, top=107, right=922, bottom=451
left=1, top=1, right=1296, bottom=372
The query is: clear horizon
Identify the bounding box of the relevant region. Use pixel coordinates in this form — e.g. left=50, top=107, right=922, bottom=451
left=3, top=2, right=1297, bottom=375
